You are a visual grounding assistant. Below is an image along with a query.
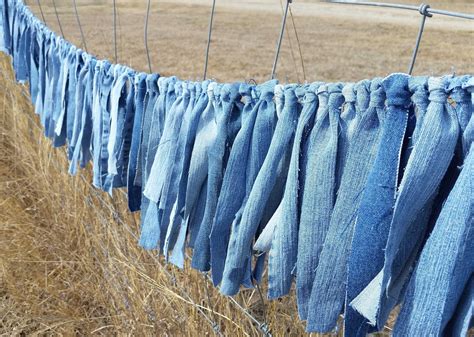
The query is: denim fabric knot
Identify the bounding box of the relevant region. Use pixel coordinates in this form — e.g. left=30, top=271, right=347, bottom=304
left=368, top=78, right=385, bottom=109
left=195, top=80, right=207, bottom=96
left=382, top=73, right=410, bottom=107
left=249, top=87, right=259, bottom=101
left=239, top=83, right=253, bottom=103
left=208, top=82, right=217, bottom=101
left=409, top=76, right=429, bottom=111
left=146, top=73, right=160, bottom=93
left=274, top=84, right=285, bottom=118
left=135, top=72, right=147, bottom=90
left=302, top=82, right=322, bottom=104
left=355, top=80, right=371, bottom=112
left=284, top=87, right=298, bottom=106
left=303, top=91, right=317, bottom=104
left=461, top=76, right=474, bottom=94
left=258, top=79, right=278, bottom=102
left=157, top=76, right=168, bottom=94
left=317, top=84, right=329, bottom=109
left=181, top=81, right=191, bottom=98
left=428, top=77, right=449, bottom=104
left=295, top=85, right=308, bottom=103
left=448, top=76, right=471, bottom=103
left=328, top=83, right=344, bottom=110
left=221, top=83, right=241, bottom=103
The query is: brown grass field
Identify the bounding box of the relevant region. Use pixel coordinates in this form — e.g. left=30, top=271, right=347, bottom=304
left=0, top=0, right=473, bottom=335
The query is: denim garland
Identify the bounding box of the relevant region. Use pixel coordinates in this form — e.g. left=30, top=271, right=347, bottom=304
left=2, top=1, right=474, bottom=334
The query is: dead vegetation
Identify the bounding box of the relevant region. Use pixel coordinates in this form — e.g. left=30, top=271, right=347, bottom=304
left=0, top=0, right=473, bottom=335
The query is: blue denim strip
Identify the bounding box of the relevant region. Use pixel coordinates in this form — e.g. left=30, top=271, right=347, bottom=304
left=462, top=78, right=474, bottom=158
left=1, top=0, right=9, bottom=53
left=191, top=83, right=242, bottom=272
left=167, top=81, right=210, bottom=267
left=161, top=83, right=197, bottom=258
left=444, top=275, right=473, bottom=337
left=127, top=72, right=148, bottom=211
left=393, top=143, right=473, bottom=336
left=352, top=76, right=461, bottom=329
left=238, top=81, right=278, bottom=287
left=183, top=82, right=217, bottom=246
left=306, top=78, right=384, bottom=332
left=268, top=82, right=321, bottom=301
left=337, top=83, right=357, bottom=190
left=139, top=75, right=174, bottom=250
left=221, top=85, right=298, bottom=296
left=210, top=81, right=273, bottom=285
left=344, top=75, right=409, bottom=337
left=293, top=82, right=340, bottom=319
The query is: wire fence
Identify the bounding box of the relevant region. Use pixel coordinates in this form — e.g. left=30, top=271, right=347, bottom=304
left=6, top=0, right=474, bottom=334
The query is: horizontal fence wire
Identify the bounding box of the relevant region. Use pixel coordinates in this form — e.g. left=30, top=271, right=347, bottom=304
left=326, top=0, right=474, bottom=20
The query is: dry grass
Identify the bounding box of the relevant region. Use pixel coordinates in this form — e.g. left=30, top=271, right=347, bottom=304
left=0, top=0, right=473, bottom=335
left=0, top=52, right=341, bottom=336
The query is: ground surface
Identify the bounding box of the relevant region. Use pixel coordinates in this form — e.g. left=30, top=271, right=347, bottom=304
left=0, top=0, right=473, bottom=335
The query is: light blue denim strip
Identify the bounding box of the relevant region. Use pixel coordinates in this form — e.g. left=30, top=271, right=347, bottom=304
left=268, top=82, right=320, bottom=301
left=293, top=82, right=341, bottom=319
left=207, top=82, right=257, bottom=282
left=192, top=83, right=242, bottom=272
left=161, top=82, right=196, bottom=258
left=463, top=78, right=474, bottom=158
left=183, top=82, right=217, bottom=243
left=167, top=81, right=210, bottom=267
left=306, top=78, right=384, bottom=333
left=139, top=76, right=176, bottom=250
left=221, top=84, right=299, bottom=296
left=393, top=143, right=473, bottom=336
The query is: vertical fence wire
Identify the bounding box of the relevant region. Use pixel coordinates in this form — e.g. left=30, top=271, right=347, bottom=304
left=288, top=5, right=306, bottom=82
left=72, top=0, right=88, bottom=52
left=271, top=0, right=291, bottom=80
left=36, top=0, right=47, bottom=24
left=144, top=0, right=152, bottom=73
left=113, top=0, right=118, bottom=63
left=408, top=3, right=431, bottom=75
left=51, top=0, right=65, bottom=38
left=203, top=0, right=217, bottom=80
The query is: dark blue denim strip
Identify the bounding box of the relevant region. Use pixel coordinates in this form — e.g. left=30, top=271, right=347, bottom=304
left=344, top=75, right=409, bottom=337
